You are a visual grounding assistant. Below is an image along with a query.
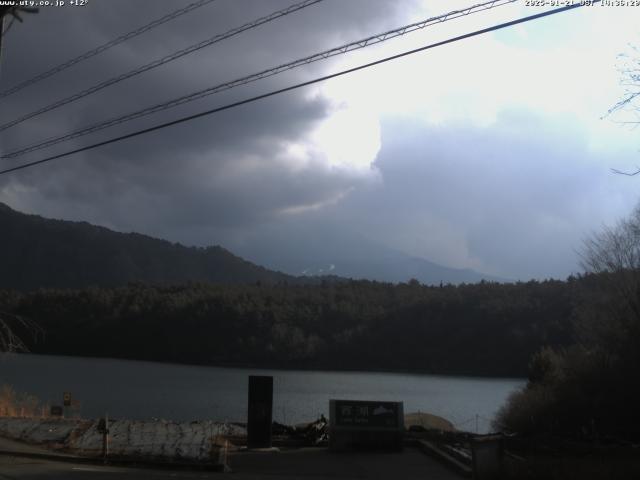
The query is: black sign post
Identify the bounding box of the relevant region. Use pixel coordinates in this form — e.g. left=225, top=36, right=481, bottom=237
left=247, top=375, right=273, bottom=449
left=62, top=392, right=71, bottom=417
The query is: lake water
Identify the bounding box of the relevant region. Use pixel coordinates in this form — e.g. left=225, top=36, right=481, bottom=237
left=1, top=354, right=524, bottom=433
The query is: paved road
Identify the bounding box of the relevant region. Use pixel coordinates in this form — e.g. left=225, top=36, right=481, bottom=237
left=0, top=447, right=463, bottom=480
left=0, top=435, right=462, bottom=480
left=228, top=447, right=463, bottom=479
left=0, top=455, right=218, bottom=480
left=0, top=437, right=56, bottom=455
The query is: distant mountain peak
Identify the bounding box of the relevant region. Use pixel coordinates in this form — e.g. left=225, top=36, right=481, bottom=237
left=237, top=227, right=507, bottom=285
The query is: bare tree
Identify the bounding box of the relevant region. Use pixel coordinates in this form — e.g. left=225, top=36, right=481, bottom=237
left=608, top=45, right=640, bottom=118
left=1, top=6, right=39, bottom=74
left=0, top=312, right=41, bottom=353
left=580, top=205, right=640, bottom=360
left=582, top=206, right=640, bottom=299
left=608, top=45, right=640, bottom=176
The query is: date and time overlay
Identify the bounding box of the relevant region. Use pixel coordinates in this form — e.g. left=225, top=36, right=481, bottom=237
left=525, top=0, right=639, bottom=6
left=1, top=0, right=639, bottom=9
left=0, top=0, right=87, bottom=8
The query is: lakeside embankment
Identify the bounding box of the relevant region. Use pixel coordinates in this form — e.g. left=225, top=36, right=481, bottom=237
left=0, top=411, right=456, bottom=460
left=0, top=416, right=243, bottom=462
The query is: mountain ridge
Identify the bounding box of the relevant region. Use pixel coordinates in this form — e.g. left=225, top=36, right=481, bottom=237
left=0, top=202, right=296, bottom=290
left=237, top=225, right=507, bottom=285
left=1, top=202, right=504, bottom=290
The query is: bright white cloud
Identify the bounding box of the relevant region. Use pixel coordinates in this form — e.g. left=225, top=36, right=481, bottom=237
left=309, top=102, right=381, bottom=170
left=312, top=1, right=639, bottom=138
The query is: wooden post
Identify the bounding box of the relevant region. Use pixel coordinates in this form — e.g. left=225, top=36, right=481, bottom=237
left=104, top=413, right=109, bottom=460
left=99, top=413, right=110, bottom=462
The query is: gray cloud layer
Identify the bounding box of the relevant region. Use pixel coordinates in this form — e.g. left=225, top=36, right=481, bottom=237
left=0, top=0, right=637, bottom=280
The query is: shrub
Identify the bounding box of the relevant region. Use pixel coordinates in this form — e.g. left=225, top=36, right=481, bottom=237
left=0, top=384, right=43, bottom=417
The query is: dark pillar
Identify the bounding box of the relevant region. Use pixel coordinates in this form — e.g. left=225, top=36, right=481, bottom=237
left=471, top=434, right=504, bottom=480
left=247, top=375, right=273, bottom=448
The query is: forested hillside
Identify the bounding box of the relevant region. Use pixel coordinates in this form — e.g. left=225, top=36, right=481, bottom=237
left=0, top=277, right=582, bottom=377
left=0, top=203, right=295, bottom=289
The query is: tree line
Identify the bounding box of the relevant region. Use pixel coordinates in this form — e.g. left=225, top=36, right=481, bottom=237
left=0, top=277, right=579, bottom=377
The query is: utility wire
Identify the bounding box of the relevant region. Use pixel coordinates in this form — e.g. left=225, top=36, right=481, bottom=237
left=0, top=2, right=597, bottom=177
left=0, top=0, right=323, bottom=132
left=2, top=0, right=518, bottom=160
left=0, top=0, right=218, bottom=100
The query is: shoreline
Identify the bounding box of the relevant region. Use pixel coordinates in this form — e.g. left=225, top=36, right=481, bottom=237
left=1, top=352, right=526, bottom=382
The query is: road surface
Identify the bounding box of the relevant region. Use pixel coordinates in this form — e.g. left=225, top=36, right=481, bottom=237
left=0, top=448, right=463, bottom=479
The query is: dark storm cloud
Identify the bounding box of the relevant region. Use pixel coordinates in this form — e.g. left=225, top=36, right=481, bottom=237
left=0, top=0, right=411, bottom=231
left=0, top=87, right=355, bottom=231
left=1, top=0, right=635, bottom=280
left=0, top=0, right=413, bottom=138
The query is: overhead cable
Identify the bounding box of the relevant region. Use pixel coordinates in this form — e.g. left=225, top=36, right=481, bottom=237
left=2, top=0, right=518, bottom=160
left=0, top=2, right=598, bottom=176
left=0, top=0, right=324, bottom=131
left=0, top=0, right=218, bottom=100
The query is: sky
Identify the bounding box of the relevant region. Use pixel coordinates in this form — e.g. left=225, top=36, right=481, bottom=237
left=1, top=0, right=640, bottom=281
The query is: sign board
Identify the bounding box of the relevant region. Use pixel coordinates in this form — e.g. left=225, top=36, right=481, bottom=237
left=334, top=400, right=400, bottom=428
left=247, top=375, right=273, bottom=448
left=50, top=405, right=63, bottom=416
left=63, top=392, right=71, bottom=407
left=329, top=399, right=404, bottom=451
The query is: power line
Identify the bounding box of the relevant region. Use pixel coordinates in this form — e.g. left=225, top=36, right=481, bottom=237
left=0, top=0, right=324, bottom=132
left=0, top=0, right=218, bottom=100
left=0, top=2, right=596, bottom=177
left=2, top=0, right=519, bottom=160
